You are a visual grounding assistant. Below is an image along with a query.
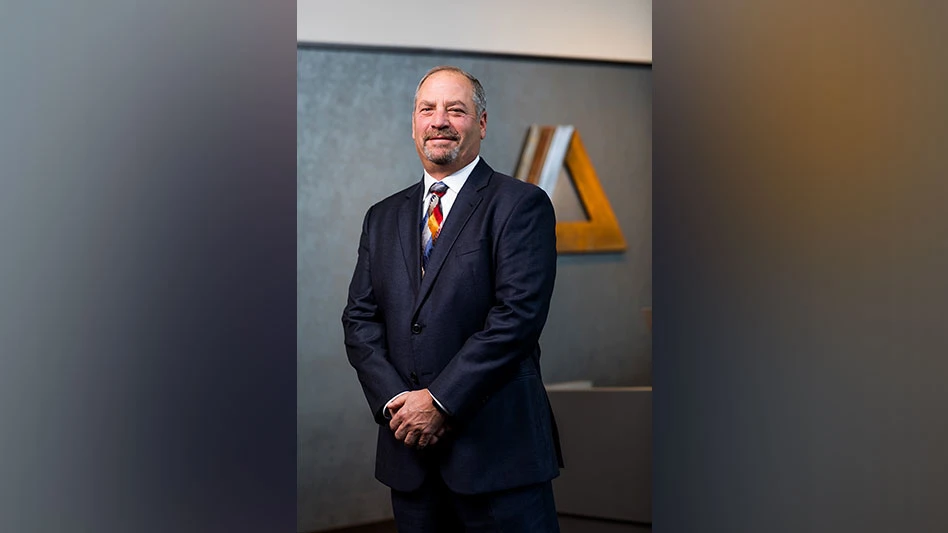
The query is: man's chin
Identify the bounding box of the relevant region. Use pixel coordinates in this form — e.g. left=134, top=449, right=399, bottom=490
left=423, top=149, right=459, bottom=166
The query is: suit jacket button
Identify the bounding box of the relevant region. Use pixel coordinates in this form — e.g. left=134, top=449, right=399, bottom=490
left=411, top=323, right=422, bottom=334
left=410, top=372, right=419, bottom=384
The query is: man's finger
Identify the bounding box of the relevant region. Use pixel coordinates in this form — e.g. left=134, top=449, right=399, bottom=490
left=389, top=407, right=412, bottom=434
left=388, top=395, right=408, bottom=410
left=395, top=423, right=411, bottom=442
left=389, top=414, right=403, bottom=434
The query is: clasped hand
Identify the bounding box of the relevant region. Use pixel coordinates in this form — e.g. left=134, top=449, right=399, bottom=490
left=388, top=389, right=447, bottom=449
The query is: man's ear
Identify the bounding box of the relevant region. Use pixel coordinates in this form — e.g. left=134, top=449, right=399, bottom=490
left=479, top=111, right=487, bottom=139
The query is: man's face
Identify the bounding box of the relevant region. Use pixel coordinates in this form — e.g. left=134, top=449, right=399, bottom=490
left=411, top=70, right=487, bottom=175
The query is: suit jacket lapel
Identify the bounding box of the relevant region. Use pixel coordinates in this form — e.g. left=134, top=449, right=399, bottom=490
left=413, top=159, right=492, bottom=315
left=396, top=181, right=424, bottom=293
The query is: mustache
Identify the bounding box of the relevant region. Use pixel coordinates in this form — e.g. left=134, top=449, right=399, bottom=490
left=424, top=129, right=459, bottom=141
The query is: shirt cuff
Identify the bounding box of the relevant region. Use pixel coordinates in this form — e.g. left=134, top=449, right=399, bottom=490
left=383, top=391, right=410, bottom=419
left=428, top=390, right=449, bottom=417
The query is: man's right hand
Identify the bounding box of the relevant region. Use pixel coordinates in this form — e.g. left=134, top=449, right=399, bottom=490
left=387, top=389, right=449, bottom=449
left=389, top=401, right=446, bottom=446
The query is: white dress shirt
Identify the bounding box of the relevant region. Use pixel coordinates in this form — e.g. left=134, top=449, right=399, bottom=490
left=384, top=156, right=480, bottom=419
left=420, top=155, right=479, bottom=222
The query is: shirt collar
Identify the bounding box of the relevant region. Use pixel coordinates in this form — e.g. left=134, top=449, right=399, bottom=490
left=423, top=155, right=480, bottom=195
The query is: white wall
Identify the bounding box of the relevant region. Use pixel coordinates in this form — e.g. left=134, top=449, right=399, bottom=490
left=297, top=0, right=651, bottom=64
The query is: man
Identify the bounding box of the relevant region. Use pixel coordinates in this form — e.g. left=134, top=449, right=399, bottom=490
left=342, top=65, right=562, bottom=532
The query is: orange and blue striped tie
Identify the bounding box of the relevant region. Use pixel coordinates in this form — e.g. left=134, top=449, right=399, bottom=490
left=421, top=181, right=448, bottom=277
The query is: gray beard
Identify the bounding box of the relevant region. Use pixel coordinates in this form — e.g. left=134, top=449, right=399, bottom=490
left=423, top=143, right=460, bottom=165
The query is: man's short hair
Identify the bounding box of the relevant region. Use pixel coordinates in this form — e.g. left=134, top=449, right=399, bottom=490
left=414, top=65, right=487, bottom=118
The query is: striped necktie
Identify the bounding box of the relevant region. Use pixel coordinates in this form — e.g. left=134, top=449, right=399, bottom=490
left=421, top=181, right=448, bottom=277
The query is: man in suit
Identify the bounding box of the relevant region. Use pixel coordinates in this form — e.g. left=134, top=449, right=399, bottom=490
left=342, top=65, right=562, bottom=532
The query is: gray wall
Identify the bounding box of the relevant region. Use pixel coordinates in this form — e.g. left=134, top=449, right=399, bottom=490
left=297, top=47, right=651, bottom=532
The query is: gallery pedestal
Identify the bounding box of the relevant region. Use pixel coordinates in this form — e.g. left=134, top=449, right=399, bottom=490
left=547, top=386, right=652, bottom=524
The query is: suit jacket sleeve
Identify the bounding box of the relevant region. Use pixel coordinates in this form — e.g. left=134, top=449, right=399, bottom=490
left=342, top=205, right=411, bottom=424
left=428, top=185, right=557, bottom=422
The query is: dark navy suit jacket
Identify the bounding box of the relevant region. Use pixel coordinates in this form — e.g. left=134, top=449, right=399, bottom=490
left=342, top=158, right=562, bottom=495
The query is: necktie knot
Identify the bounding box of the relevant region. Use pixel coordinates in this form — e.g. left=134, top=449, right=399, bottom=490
left=428, top=181, right=448, bottom=197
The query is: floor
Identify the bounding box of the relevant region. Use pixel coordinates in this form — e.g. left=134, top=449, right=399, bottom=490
left=324, top=515, right=650, bottom=532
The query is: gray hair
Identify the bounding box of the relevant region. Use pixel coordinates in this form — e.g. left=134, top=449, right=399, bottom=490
left=414, top=65, right=487, bottom=118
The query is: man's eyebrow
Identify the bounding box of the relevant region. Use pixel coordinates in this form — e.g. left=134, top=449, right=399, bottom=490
left=415, top=100, right=469, bottom=109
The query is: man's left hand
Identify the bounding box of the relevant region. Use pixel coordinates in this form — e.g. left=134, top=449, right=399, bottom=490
left=388, top=389, right=446, bottom=449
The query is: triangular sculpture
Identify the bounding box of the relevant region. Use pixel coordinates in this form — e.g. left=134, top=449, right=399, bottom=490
left=514, top=125, right=626, bottom=253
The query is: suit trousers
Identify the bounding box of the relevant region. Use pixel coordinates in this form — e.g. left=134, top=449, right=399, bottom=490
left=391, top=469, right=559, bottom=533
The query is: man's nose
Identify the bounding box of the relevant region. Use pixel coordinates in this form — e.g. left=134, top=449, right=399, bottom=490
left=430, top=108, right=450, bottom=127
